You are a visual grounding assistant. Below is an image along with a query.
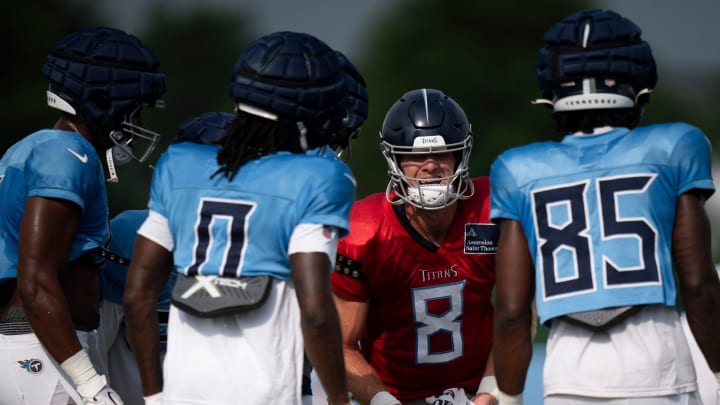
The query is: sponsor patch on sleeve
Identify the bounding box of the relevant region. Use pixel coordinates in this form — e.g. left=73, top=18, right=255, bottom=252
left=464, top=223, right=498, bottom=254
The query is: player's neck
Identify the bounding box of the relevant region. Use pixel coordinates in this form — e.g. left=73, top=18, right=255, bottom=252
left=54, top=117, right=91, bottom=142
left=405, top=203, right=457, bottom=247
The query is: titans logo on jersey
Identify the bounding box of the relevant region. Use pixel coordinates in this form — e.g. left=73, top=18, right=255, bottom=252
left=490, top=123, right=714, bottom=324
left=17, top=359, right=43, bottom=374
left=148, top=142, right=355, bottom=280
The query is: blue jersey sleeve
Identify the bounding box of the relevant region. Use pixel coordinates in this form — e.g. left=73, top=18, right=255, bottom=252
left=298, top=161, right=356, bottom=236
left=489, top=155, right=522, bottom=222
left=148, top=151, right=171, bottom=217
left=25, top=136, right=102, bottom=209
left=26, top=135, right=108, bottom=262
left=669, top=125, right=714, bottom=196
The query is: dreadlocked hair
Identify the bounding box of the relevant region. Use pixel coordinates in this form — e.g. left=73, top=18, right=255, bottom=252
left=552, top=108, right=643, bottom=135
left=212, top=111, right=305, bottom=182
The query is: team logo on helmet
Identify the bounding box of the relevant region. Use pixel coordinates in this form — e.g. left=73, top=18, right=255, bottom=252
left=17, top=358, right=43, bottom=374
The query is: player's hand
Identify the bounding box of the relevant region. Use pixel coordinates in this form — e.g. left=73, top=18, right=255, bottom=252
left=80, top=384, right=123, bottom=404
left=470, top=392, right=497, bottom=405
left=61, top=350, right=123, bottom=405
left=425, top=388, right=473, bottom=405
left=144, top=392, right=163, bottom=405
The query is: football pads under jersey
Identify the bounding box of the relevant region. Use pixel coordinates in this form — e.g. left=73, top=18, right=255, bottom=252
left=490, top=123, right=714, bottom=324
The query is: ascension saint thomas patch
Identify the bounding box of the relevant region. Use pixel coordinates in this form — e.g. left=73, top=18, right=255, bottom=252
left=464, top=223, right=498, bottom=254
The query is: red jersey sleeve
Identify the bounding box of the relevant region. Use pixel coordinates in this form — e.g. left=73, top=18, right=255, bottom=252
left=331, top=194, right=386, bottom=301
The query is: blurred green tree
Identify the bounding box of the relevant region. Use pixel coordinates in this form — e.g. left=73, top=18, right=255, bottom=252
left=347, top=0, right=720, bottom=202
left=1, top=0, right=104, bottom=154
left=0, top=2, right=252, bottom=216
left=105, top=6, right=252, bottom=215
left=348, top=1, right=593, bottom=198
left=4, top=0, right=720, bottom=243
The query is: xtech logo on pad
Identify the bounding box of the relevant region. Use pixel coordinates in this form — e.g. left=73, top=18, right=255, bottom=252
left=17, top=358, right=43, bottom=374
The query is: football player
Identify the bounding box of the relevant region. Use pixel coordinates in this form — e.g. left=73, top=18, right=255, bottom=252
left=332, top=88, right=500, bottom=404
left=490, top=9, right=720, bottom=404
left=0, top=27, right=165, bottom=404
left=95, top=112, right=234, bottom=404
left=123, top=31, right=355, bottom=405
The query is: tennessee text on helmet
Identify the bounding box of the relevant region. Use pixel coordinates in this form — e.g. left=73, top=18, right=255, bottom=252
left=380, top=88, right=474, bottom=210
left=228, top=31, right=348, bottom=151
left=174, top=112, right=235, bottom=145
left=533, top=9, right=657, bottom=112
left=42, top=27, right=166, bottom=181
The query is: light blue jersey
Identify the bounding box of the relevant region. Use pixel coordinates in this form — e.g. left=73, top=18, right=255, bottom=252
left=100, top=209, right=174, bottom=308
left=0, top=130, right=109, bottom=280
left=148, top=142, right=356, bottom=279
left=490, top=123, right=714, bottom=324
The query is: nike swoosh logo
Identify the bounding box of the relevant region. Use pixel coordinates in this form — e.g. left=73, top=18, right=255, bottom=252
left=66, top=148, right=88, bottom=163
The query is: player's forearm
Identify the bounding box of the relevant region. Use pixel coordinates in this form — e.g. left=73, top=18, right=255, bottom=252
left=673, top=192, right=720, bottom=371
left=124, top=295, right=164, bottom=395
left=17, top=276, right=82, bottom=362
left=684, top=285, right=720, bottom=371
left=493, top=312, right=532, bottom=395
left=342, top=346, right=391, bottom=405
left=302, top=316, right=351, bottom=404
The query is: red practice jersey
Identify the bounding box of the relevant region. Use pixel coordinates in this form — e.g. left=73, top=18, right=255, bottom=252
left=332, top=177, right=497, bottom=403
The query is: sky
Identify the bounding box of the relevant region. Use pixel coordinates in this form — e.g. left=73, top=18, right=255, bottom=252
left=97, top=0, right=720, bottom=76
left=97, top=0, right=387, bottom=60
left=97, top=0, right=720, bottom=247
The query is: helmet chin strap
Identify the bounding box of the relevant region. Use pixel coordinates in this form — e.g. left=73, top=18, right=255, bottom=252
left=105, top=148, right=120, bottom=183
left=104, top=135, right=134, bottom=183
left=105, top=145, right=136, bottom=182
